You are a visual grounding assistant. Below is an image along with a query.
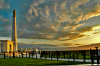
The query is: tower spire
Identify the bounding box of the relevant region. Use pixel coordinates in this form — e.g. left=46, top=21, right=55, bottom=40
left=12, top=10, right=18, bottom=52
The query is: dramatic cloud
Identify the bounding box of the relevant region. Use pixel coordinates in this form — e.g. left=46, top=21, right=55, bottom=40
left=0, top=16, right=9, bottom=22
left=12, top=0, right=100, bottom=41
left=62, top=43, right=100, bottom=51
left=30, top=42, right=36, bottom=44
left=1, top=0, right=100, bottom=42
left=53, top=30, right=85, bottom=41
left=18, top=42, right=84, bottom=51
left=0, top=0, right=10, bottom=9
left=60, top=43, right=72, bottom=46
left=0, top=16, right=11, bottom=37
left=77, top=26, right=93, bottom=33
left=93, top=31, right=100, bottom=34
left=18, top=42, right=59, bottom=50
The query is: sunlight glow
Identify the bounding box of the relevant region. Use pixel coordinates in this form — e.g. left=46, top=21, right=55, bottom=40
left=92, top=26, right=100, bottom=31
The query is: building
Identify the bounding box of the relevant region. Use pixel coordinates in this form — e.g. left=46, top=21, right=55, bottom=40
left=0, top=10, right=18, bottom=53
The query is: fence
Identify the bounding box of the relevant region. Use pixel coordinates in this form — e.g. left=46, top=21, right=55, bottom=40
left=41, top=47, right=100, bottom=64
left=0, top=47, right=99, bottom=64
left=0, top=51, right=37, bottom=59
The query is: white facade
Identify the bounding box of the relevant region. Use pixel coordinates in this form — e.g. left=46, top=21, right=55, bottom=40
left=0, top=40, right=13, bottom=53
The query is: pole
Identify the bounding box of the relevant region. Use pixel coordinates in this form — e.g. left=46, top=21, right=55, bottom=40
left=22, top=52, right=23, bottom=58
left=45, top=51, right=46, bottom=59
left=73, top=51, right=75, bottom=61
left=36, top=52, right=37, bottom=59
left=95, top=47, right=99, bottom=64
left=83, top=50, right=86, bottom=62
left=49, top=52, right=50, bottom=57
left=57, top=51, right=58, bottom=60
left=32, top=52, right=33, bottom=58
left=29, top=52, right=30, bottom=58
left=4, top=53, right=5, bottom=58
left=64, top=51, right=65, bottom=58
left=26, top=51, right=27, bottom=58
left=40, top=52, right=41, bottom=59
left=13, top=52, right=15, bottom=58
left=70, top=52, right=71, bottom=58
left=76, top=51, right=78, bottom=59
left=51, top=54, right=52, bottom=60
left=90, top=48, right=94, bottom=64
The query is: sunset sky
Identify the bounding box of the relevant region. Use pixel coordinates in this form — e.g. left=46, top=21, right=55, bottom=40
left=0, top=0, right=100, bottom=50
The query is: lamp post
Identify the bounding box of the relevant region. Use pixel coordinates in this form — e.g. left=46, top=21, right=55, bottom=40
left=95, top=47, right=99, bottom=64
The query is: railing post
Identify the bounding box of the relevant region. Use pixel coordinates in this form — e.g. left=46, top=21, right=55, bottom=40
left=83, top=50, right=86, bottom=62
left=4, top=53, right=5, bottom=58
left=90, top=48, right=94, bottom=64
left=45, top=51, right=46, bottom=59
left=57, top=51, right=58, bottom=60
left=64, top=51, right=65, bottom=58
left=32, top=52, right=33, bottom=58
left=59, top=51, right=60, bottom=58
left=10, top=52, right=11, bottom=58
left=77, top=51, right=78, bottom=59
left=51, top=54, right=52, bottom=60
left=13, top=52, right=15, bottom=58
left=95, top=47, right=99, bottom=64
left=29, top=52, right=30, bottom=58
left=26, top=51, right=27, bottom=58
left=70, top=52, right=71, bottom=58
left=73, top=51, right=75, bottom=61
left=22, top=52, right=23, bottom=58
left=40, top=52, right=41, bottom=59
left=36, top=52, right=37, bottom=59
left=94, top=50, right=95, bottom=60
left=49, top=52, right=50, bottom=57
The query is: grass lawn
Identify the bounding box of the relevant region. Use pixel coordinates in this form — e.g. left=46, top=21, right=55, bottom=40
left=0, top=58, right=91, bottom=66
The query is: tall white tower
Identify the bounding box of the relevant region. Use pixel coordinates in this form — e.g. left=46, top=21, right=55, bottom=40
left=12, top=10, right=18, bottom=52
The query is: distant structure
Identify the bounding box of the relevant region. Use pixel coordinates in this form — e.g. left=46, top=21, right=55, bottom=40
left=0, top=10, right=18, bottom=53
left=12, top=10, right=18, bottom=52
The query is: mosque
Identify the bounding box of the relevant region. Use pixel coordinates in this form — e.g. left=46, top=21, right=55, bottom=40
left=0, top=10, right=18, bottom=53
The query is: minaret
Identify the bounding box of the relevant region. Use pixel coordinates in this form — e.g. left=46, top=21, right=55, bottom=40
left=12, top=10, right=18, bottom=52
